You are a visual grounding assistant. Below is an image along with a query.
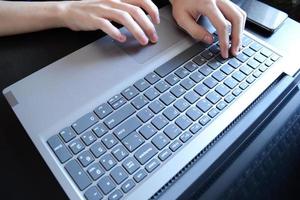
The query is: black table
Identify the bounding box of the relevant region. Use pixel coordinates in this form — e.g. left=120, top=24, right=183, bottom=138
left=1, top=2, right=300, bottom=200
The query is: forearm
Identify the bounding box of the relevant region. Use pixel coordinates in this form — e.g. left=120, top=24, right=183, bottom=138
left=0, top=1, right=65, bottom=36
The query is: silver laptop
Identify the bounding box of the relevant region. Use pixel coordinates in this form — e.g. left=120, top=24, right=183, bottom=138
left=3, top=5, right=300, bottom=200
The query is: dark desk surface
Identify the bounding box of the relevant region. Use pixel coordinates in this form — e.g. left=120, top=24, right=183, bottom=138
left=1, top=3, right=300, bottom=200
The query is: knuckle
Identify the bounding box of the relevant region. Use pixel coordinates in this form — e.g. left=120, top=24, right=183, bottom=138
left=130, top=6, right=144, bottom=17
left=118, top=11, right=131, bottom=21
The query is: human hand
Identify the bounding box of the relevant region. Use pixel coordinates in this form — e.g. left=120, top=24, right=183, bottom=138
left=171, top=0, right=246, bottom=58
left=59, top=0, right=160, bottom=45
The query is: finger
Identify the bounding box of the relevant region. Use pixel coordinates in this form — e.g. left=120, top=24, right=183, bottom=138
left=111, top=2, right=158, bottom=43
left=123, top=0, right=160, bottom=24
left=95, top=17, right=127, bottom=42
left=217, top=0, right=245, bottom=56
left=106, top=8, right=149, bottom=45
left=204, top=3, right=230, bottom=58
left=232, top=3, right=247, bottom=49
left=174, top=10, right=214, bottom=44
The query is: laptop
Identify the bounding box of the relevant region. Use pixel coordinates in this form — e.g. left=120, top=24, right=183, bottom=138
left=3, top=4, right=300, bottom=200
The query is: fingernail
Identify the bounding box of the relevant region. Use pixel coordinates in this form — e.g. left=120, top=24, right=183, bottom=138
left=156, top=16, right=160, bottom=24
left=223, top=49, right=229, bottom=59
left=140, top=36, right=149, bottom=46
left=150, top=32, right=159, bottom=43
left=204, top=35, right=213, bottom=44
left=118, top=34, right=127, bottom=42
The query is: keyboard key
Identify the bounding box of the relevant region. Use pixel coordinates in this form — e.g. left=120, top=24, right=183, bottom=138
left=217, top=101, right=227, bottom=110
left=48, top=135, right=72, bottom=163
left=78, top=150, right=94, bottom=167
left=149, top=100, right=165, bottom=114
left=152, top=133, right=170, bottom=149
left=97, top=176, right=116, bottom=195
left=254, top=54, right=267, bottom=63
left=131, top=95, right=149, bottom=110
left=207, top=59, right=221, bottom=70
left=225, top=94, right=235, bottom=103
left=160, top=92, right=176, bottom=106
left=175, top=67, right=190, bottom=79
left=108, top=94, right=122, bottom=106
left=271, top=54, right=279, bottom=61
left=194, top=83, right=209, bottom=96
left=215, top=84, right=230, bottom=96
left=240, top=65, right=253, bottom=75
left=190, top=71, right=205, bottom=83
left=144, top=88, right=160, bottom=101
left=65, top=160, right=92, bottom=191
left=208, top=108, right=219, bottom=118
left=114, top=116, right=142, bottom=140
left=174, top=98, right=190, bottom=112
left=212, top=70, right=226, bottom=82
left=206, top=91, right=221, bottom=104
left=215, top=54, right=229, bottom=64
left=228, top=58, right=242, bottom=68
left=193, top=55, right=206, bottom=66
left=199, top=115, right=211, bottom=126
left=224, top=77, right=238, bottom=89
left=170, top=85, right=186, bottom=98
left=139, top=124, right=157, bottom=139
left=145, top=158, right=160, bottom=173
left=184, top=91, right=200, bottom=104
left=163, top=106, right=180, bottom=121
left=246, top=76, right=256, bottom=84
left=90, top=142, right=106, bottom=158
left=72, top=113, right=99, bottom=134
left=134, top=143, right=158, bottom=165
left=110, top=166, right=128, bottom=184
left=232, top=71, right=246, bottom=82
left=92, top=123, right=108, bottom=138
left=203, top=77, right=218, bottom=89
left=233, top=88, right=242, bottom=96
left=151, top=115, right=169, bottom=130
left=94, top=103, right=113, bottom=119
left=190, top=123, right=202, bottom=134
left=199, top=65, right=213, bottom=76
left=69, top=139, right=85, bottom=154
left=99, top=154, right=117, bottom=171
left=122, top=131, right=145, bottom=152
left=122, top=86, right=139, bottom=100
left=111, top=97, right=127, bottom=110
left=197, top=99, right=213, bottom=113
left=184, top=61, right=198, bottom=72
left=137, top=108, right=154, bottom=123
left=133, top=169, right=148, bottom=183
left=260, top=48, right=272, bottom=57
left=209, top=44, right=221, bottom=54
left=59, top=127, right=76, bottom=143
left=112, top=145, right=129, bottom=161
left=265, top=59, right=274, bottom=67
left=175, top=115, right=192, bottom=130
left=134, top=78, right=150, bottom=92
left=158, top=149, right=172, bottom=161
left=253, top=70, right=262, bottom=78
left=164, top=124, right=182, bottom=140
left=180, top=131, right=193, bottom=143
left=186, top=107, right=203, bottom=121
left=87, top=163, right=105, bottom=180
left=239, top=82, right=249, bottom=90
left=123, top=157, right=140, bottom=174
left=221, top=64, right=234, bottom=75
left=259, top=65, right=268, bottom=72
left=108, top=189, right=123, bottom=200
left=84, top=186, right=103, bottom=200
left=201, top=50, right=214, bottom=60
left=155, top=81, right=170, bottom=93
left=104, top=104, right=135, bottom=129
left=247, top=58, right=260, bottom=69
left=165, top=74, right=180, bottom=86
left=101, top=134, right=118, bottom=149
left=145, top=72, right=160, bottom=84
left=243, top=48, right=255, bottom=57
left=121, top=179, right=136, bottom=193
left=242, top=35, right=253, bottom=47
left=169, top=140, right=182, bottom=152
left=81, top=131, right=97, bottom=146
left=180, top=78, right=196, bottom=90
left=250, top=42, right=262, bottom=51
left=236, top=52, right=249, bottom=63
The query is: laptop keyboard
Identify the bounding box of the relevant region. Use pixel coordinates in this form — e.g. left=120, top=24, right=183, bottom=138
left=47, top=33, right=280, bottom=200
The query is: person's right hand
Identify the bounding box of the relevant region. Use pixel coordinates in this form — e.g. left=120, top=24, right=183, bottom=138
left=59, top=0, right=160, bottom=45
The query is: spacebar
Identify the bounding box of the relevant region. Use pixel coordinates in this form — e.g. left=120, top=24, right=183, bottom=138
left=155, top=42, right=208, bottom=78
left=104, top=104, right=136, bottom=129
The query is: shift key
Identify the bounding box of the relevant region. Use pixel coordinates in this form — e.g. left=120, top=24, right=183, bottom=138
left=134, top=143, right=158, bottom=165
left=104, top=104, right=136, bottom=129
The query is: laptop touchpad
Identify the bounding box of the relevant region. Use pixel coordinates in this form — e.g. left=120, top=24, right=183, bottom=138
left=116, top=17, right=187, bottom=64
